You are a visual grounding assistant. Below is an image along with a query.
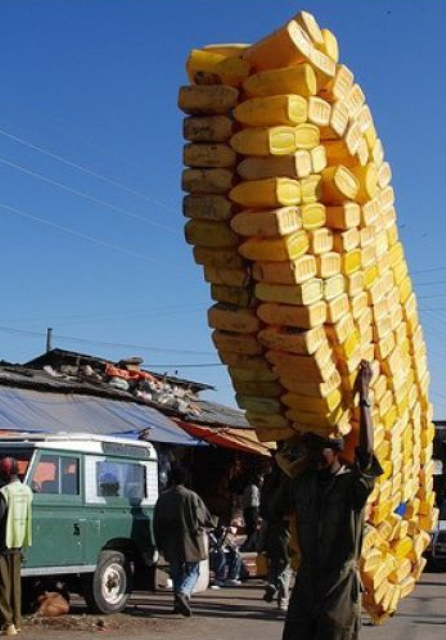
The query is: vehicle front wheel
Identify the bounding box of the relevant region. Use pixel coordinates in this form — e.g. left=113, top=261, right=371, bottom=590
left=83, top=551, right=131, bottom=614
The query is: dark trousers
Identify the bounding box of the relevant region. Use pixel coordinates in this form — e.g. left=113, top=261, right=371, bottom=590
left=244, top=507, right=259, bottom=541
left=0, top=550, right=22, bottom=628
left=282, top=571, right=360, bottom=640
left=211, top=547, right=242, bottom=581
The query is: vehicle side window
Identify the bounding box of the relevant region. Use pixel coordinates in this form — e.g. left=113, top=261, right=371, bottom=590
left=96, top=460, right=146, bottom=501
left=32, top=454, right=80, bottom=496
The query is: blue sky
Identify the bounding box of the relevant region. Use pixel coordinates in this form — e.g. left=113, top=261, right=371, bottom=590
left=0, top=0, right=446, bottom=414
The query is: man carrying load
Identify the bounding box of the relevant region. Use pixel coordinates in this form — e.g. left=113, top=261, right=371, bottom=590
left=273, top=360, right=382, bottom=640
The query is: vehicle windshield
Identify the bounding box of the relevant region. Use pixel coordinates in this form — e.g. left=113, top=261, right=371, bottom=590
left=0, top=447, right=34, bottom=482
left=440, top=501, right=446, bottom=521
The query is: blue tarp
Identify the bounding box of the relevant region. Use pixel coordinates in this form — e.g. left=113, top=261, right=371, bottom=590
left=0, top=386, right=201, bottom=446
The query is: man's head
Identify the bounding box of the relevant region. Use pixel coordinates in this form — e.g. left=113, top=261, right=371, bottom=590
left=300, top=433, right=344, bottom=472
left=170, top=464, right=189, bottom=487
left=0, top=457, right=19, bottom=484
left=99, top=472, right=120, bottom=496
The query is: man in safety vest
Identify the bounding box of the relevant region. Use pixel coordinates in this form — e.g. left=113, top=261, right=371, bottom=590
left=0, top=457, right=33, bottom=637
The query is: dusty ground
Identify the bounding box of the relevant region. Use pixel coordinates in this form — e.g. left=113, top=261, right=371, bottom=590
left=18, top=580, right=283, bottom=638
left=15, top=572, right=446, bottom=640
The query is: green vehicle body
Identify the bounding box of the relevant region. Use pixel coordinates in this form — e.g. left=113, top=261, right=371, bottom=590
left=0, top=434, right=159, bottom=613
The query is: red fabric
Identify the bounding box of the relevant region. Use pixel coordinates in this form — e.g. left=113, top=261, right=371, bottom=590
left=105, top=363, right=158, bottom=383
left=175, top=420, right=273, bottom=457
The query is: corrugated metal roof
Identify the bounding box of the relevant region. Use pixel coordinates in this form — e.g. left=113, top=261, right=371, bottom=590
left=188, top=399, right=249, bottom=429
left=0, top=385, right=201, bottom=446
left=0, top=361, right=250, bottom=430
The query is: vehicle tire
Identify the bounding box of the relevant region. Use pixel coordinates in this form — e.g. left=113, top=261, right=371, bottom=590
left=83, top=551, right=132, bottom=614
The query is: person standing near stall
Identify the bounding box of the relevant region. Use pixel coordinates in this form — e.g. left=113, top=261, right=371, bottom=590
left=0, top=457, right=33, bottom=637
left=242, top=474, right=263, bottom=548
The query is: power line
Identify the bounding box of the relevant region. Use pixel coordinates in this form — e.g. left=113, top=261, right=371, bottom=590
left=148, top=363, right=224, bottom=369
left=54, top=334, right=215, bottom=356
left=412, top=267, right=446, bottom=275
left=419, top=311, right=446, bottom=338
left=413, top=280, right=446, bottom=287
left=422, top=325, right=446, bottom=342
left=4, top=305, right=207, bottom=327
left=420, top=308, right=446, bottom=321
left=0, top=155, right=179, bottom=234
left=0, top=326, right=44, bottom=340
left=0, top=125, right=178, bottom=214
left=52, top=309, right=205, bottom=329
left=0, top=324, right=215, bottom=356
left=0, top=201, right=169, bottom=265
left=416, top=314, right=446, bottom=343
left=0, top=103, right=153, bottom=175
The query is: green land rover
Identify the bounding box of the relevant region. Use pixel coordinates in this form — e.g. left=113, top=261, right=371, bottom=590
left=0, top=433, right=159, bottom=613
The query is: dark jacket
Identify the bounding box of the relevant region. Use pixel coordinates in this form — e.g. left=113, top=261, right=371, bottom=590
left=260, top=469, right=290, bottom=560
left=153, top=485, right=213, bottom=564
left=277, top=455, right=383, bottom=634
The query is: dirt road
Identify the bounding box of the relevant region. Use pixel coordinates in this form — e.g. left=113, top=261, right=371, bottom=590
left=15, top=572, right=446, bottom=640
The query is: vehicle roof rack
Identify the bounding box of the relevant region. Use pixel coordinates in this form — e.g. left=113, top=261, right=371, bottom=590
left=0, top=432, right=153, bottom=448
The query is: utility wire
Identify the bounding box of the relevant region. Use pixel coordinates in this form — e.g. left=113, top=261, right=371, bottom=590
left=413, top=280, right=446, bottom=287
left=54, top=334, right=214, bottom=356
left=0, top=201, right=169, bottom=265
left=0, top=125, right=178, bottom=214
left=51, top=307, right=205, bottom=328
left=0, top=324, right=215, bottom=356
left=0, top=104, right=152, bottom=175
left=431, top=390, right=446, bottom=402
left=0, top=155, right=179, bottom=234
left=4, top=305, right=207, bottom=327
left=147, top=363, right=224, bottom=369
left=419, top=310, right=446, bottom=335
left=420, top=308, right=446, bottom=320
left=415, top=315, right=446, bottom=342
left=412, top=267, right=446, bottom=275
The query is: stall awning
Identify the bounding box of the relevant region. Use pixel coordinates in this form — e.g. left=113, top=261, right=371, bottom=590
left=176, top=419, right=274, bottom=456
left=0, top=386, right=201, bottom=446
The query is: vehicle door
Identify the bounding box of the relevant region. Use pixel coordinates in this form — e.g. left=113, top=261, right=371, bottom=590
left=84, top=455, right=153, bottom=562
left=24, top=451, right=86, bottom=569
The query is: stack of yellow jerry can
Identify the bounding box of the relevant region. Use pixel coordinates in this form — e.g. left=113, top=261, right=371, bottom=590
left=179, top=9, right=436, bottom=623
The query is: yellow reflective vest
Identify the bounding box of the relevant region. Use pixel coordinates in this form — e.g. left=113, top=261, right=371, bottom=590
left=0, top=480, right=33, bottom=549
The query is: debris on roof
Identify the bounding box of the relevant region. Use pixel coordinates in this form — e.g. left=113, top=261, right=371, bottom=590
left=0, top=349, right=249, bottom=429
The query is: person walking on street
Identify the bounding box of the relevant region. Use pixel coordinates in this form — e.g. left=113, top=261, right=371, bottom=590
left=260, top=461, right=292, bottom=611
left=0, top=457, right=33, bottom=637
left=273, top=360, right=383, bottom=640
left=153, top=464, right=213, bottom=617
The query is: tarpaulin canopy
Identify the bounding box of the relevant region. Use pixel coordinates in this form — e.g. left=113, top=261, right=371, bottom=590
left=176, top=419, right=274, bottom=457
left=0, top=386, right=201, bottom=446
